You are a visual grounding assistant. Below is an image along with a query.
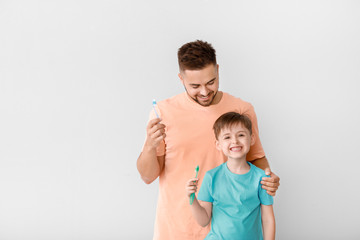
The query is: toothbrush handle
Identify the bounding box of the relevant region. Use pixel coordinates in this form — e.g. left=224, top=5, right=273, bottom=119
left=190, top=193, right=195, bottom=205
left=190, top=171, right=199, bottom=205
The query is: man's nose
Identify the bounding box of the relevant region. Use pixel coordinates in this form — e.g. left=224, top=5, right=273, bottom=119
left=200, top=87, right=209, bottom=96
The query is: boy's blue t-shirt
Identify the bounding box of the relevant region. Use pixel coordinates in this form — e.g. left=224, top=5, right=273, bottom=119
left=197, top=162, right=273, bottom=240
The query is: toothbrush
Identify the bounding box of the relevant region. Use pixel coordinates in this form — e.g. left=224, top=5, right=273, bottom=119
left=190, top=165, right=200, bottom=205
left=152, top=99, right=160, bottom=119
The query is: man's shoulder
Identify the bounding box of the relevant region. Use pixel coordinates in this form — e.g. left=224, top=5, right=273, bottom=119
left=157, top=93, right=184, bottom=107
left=222, top=92, right=254, bottom=111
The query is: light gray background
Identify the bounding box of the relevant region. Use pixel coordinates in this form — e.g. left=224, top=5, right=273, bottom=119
left=1, top=0, right=359, bottom=239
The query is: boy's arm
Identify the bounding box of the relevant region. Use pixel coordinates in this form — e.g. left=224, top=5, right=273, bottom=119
left=261, top=204, right=275, bottom=240
left=190, top=197, right=212, bottom=227
left=186, top=178, right=212, bottom=227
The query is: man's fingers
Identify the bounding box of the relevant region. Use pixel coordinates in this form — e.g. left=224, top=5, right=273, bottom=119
left=262, top=175, right=280, bottom=183
left=264, top=167, right=271, bottom=176
left=261, top=171, right=280, bottom=196
left=262, top=184, right=278, bottom=192
left=147, top=119, right=165, bottom=132
left=266, top=190, right=276, bottom=197
left=152, top=129, right=165, bottom=139
left=149, top=123, right=165, bottom=133
left=261, top=180, right=279, bottom=187
left=148, top=124, right=166, bottom=140
left=148, top=118, right=162, bottom=126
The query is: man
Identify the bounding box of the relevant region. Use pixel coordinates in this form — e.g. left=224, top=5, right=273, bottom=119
left=137, top=40, right=280, bottom=240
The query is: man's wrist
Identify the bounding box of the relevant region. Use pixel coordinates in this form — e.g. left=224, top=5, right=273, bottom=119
left=143, top=142, right=158, bottom=152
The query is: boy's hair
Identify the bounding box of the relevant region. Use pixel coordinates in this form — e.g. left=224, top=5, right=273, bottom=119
left=177, top=40, right=217, bottom=72
left=213, top=112, right=253, bottom=140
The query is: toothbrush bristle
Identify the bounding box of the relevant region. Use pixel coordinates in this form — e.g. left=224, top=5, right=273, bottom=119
left=152, top=99, right=157, bottom=105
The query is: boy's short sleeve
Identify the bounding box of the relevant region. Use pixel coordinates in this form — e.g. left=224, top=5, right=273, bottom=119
left=258, top=174, right=273, bottom=205
left=197, top=172, right=213, bottom=203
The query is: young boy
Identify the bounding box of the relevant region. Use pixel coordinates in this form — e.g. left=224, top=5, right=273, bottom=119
left=186, top=112, right=275, bottom=240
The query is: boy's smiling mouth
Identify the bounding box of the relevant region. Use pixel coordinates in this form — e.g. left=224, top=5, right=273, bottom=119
left=230, top=146, right=242, bottom=152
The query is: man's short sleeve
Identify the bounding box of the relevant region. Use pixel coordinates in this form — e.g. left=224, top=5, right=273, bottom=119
left=243, top=103, right=265, bottom=161
left=258, top=173, right=273, bottom=205
left=197, top=172, right=214, bottom=203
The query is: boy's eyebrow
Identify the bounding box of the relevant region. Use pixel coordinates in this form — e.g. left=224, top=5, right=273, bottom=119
left=220, top=132, right=230, bottom=136
left=221, top=130, right=248, bottom=136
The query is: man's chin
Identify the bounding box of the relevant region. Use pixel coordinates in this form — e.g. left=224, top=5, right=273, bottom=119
left=196, top=97, right=214, bottom=106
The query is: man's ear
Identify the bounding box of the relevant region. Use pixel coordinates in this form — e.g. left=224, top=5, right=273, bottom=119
left=250, top=134, right=256, bottom=146
left=178, top=73, right=184, bottom=84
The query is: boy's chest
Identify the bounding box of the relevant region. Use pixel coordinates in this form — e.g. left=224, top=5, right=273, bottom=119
left=212, top=175, right=260, bottom=209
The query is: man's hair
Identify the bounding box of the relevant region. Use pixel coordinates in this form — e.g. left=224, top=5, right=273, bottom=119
left=177, top=40, right=217, bottom=72
left=213, top=112, right=252, bottom=140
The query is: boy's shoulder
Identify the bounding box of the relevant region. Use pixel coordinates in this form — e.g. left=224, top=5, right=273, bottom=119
left=205, top=163, right=226, bottom=177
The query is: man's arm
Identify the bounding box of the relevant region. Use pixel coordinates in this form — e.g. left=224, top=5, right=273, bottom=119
left=251, top=156, right=270, bottom=170
left=251, top=156, right=280, bottom=196
left=136, top=118, right=166, bottom=184
left=137, top=153, right=165, bottom=184
left=261, top=204, right=275, bottom=240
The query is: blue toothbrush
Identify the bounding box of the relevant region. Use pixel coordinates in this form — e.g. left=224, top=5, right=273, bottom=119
left=152, top=99, right=160, bottom=118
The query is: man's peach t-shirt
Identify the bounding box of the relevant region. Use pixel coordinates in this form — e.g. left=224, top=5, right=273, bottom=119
left=148, top=92, right=265, bottom=240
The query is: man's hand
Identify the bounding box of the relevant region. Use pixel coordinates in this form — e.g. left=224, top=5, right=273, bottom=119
left=144, top=118, right=166, bottom=149
left=261, top=168, right=280, bottom=196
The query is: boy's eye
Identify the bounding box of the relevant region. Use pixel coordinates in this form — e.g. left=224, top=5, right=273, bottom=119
left=239, top=134, right=244, bottom=137
left=224, top=136, right=230, bottom=140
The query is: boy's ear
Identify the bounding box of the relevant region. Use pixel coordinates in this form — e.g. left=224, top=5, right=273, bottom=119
left=215, top=140, right=221, bottom=150
left=250, top=134, right=256, bottom=146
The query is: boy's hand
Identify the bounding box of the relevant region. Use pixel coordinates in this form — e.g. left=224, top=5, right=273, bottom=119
left=261, top=168, right=280, bottom=196
left=144, top=118, right=166, bottom=149
left=185, top=178, right=199, bottom=197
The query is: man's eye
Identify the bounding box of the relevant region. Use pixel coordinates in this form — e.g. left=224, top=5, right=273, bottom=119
left=208, top=81, right=214, bottom=85
left=192, top=86, right=199, bottom=89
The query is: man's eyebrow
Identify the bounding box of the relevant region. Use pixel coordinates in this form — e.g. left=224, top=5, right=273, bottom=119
left=189, top=78, right=216, bottom=86
left=206, top=78, right=216, bottom=84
